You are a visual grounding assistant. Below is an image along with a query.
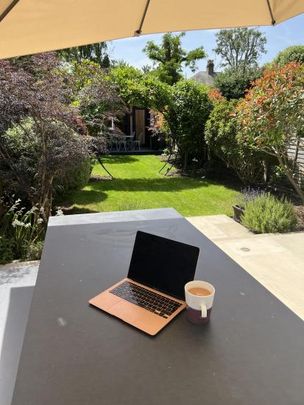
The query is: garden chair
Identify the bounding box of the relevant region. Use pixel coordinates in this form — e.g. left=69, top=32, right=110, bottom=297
left=132, top=131, right=141, bottom=151
left=118, top=138, right=127, bottom=152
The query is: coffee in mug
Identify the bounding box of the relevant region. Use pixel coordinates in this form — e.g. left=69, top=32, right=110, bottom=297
left=188, top=287, right=211, bottom=296
left=184, top=280, right=215, bottom=324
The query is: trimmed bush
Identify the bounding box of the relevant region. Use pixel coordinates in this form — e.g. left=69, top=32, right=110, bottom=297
left=241, top=194, right=297, bottom=233
left=163, top=80, right=212, bottom=170
left=1, top=117, right=90, bottom=217
left=55, top=158, right=92, bottom=194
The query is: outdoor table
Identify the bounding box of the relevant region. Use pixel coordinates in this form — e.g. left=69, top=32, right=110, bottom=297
left=123, top=135, right=134, bottom=150
left=10, top=208, right=304, bottom=405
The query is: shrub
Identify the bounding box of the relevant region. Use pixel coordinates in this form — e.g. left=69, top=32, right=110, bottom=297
left=25, top=241, right=44, bottom=261
left=0, top=199, right=45, bottom=262
left=0, top=236, right=14, bottom=264
left=237, top=62, right=304, bottom=203
left=205, top=99, right=270, bottom=184
left=241, top=194, right=297, bottom=233
left=214, top=67, right=262, bottom=100
left=55, top=158, right=92, bottom=194
left=0, top=54, right=91, bottom=219
left=235, top=187, right=266, bottom=208
left=0, top=117, right=90, bottom=218
left=273, top=45, right=304, bottom=66
left=163, top=80, right=212, bottom=170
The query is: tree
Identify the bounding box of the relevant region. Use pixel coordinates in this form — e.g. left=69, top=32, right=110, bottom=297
left=214, top=66, right=262, bottom=99
left=272, top=45, right=304, bottom=66
left=237, top=62, right=304, bottom=203
left=163, top=80, right=212, bottom=169
left=144, top=33, right=205, bottom=85
left=71, top=61, right=126, bottom=136
left=58, top=42, right=111, bottom=68
left=0, top=53, right=90, bottom=219
left=0, top=53, right=75, bottom=133
left=214, top=28, right=267, bottom=70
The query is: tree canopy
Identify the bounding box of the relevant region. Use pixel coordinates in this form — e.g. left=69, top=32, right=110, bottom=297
left=58, top=42, right=110, bottom=68
left=108, top=64, right=170, bottom=111
left=214, top=66, right=262, bottom=100
left=144, top=33, right=205, bottom=85
left=214, top=28, right=267, bottom=70
left=272, top=45, right=304, bottom=66
left=70, top=60, right=126, bottom=135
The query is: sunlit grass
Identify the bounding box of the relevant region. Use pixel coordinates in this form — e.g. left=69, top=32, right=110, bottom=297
left=64, top=155, right=239, bottom=217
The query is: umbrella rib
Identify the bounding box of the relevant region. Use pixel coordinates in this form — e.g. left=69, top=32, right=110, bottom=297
left=0, top=0, right=20, bottom=23
left=134, top=0, right=151, bottom=36
left=266, top=0, right=276, bottom=25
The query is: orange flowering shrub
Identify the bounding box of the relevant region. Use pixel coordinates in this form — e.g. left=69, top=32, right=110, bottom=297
left=237, top=62, right=304, bottom=201
left=208, top=88, right=225, bottom=104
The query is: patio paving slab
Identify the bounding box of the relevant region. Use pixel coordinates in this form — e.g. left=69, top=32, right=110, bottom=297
left=0, top=262, right=39, bottom=405
left=0, top=262, right=39, bottom=357
left=187, top=215, right=304, bottom=320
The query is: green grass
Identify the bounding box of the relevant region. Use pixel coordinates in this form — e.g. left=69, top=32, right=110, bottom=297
left=63, top=155, right=239, bottom=217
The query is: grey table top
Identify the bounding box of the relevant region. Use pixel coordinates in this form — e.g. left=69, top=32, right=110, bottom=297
left=11, top=209, right=304, bottom=405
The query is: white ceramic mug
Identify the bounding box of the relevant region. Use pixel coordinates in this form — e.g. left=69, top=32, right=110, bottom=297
left=184, top=280, right=215, bottom=324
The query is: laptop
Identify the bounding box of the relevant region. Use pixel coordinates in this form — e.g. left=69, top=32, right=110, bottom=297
left=89, top=231, right=200, bottom=335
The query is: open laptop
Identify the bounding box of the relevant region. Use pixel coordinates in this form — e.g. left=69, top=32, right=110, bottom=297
left=89, top=231, right=200, bottom=335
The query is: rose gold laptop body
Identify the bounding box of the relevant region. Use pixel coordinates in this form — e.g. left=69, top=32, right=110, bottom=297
left=89, top=278, right=186, bottom=336
left=89, top=231, right=199, bottom=336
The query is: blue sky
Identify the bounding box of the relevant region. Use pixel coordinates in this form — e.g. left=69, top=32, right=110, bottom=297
left=109, top=13, right=304, bottom=76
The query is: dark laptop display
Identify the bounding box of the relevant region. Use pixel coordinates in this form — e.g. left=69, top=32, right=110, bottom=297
left=128, top=231, right=200, bottom=300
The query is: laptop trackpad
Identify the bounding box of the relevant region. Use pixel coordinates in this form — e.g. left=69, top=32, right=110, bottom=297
left=89, top=291, right=121, bottom=310
left=110, top=300, right=165, bottom=333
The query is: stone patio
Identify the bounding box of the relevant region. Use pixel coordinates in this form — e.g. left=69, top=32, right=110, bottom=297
left=0, top=261, right=39, bottom=357
left=187, top=215, right=304, bottom=320
left=0, top=261, right=39, bottom=404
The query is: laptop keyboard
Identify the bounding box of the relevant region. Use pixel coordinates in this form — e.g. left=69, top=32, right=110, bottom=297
left=110, top=281, right=182, bottom=318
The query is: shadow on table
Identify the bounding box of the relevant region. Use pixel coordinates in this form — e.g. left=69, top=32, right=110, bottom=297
left=0, top=286, right=34, bottom=405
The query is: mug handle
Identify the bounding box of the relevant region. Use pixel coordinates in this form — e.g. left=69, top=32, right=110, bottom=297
left=200, top=303, right=207, bottom=318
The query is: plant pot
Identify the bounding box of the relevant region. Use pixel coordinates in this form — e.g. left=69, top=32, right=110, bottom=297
left=232, top=205, right=245, bottom=223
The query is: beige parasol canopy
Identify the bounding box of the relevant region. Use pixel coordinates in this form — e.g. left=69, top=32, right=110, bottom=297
left=0, top=0, right=304, bottom=59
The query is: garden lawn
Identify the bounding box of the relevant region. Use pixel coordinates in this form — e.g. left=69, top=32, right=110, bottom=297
left=64, top=155, right=239, bottom=217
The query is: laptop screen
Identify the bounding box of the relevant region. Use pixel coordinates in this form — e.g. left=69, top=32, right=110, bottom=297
left=128, top=231, right=199, bottom=300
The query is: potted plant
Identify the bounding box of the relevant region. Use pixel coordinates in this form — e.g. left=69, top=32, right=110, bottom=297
left=232, top=203, right=245, bottom=223
left=233, top=187, right=265, bottom=223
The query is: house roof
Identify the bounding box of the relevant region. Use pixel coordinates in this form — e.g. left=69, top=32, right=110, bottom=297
left=191, top=60, right=219, bottom=86
left=191, top=70, right=218, bottom=86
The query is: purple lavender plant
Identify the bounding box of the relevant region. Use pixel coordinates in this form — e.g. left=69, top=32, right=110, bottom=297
left=237, top=187, right=266, bottom=208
